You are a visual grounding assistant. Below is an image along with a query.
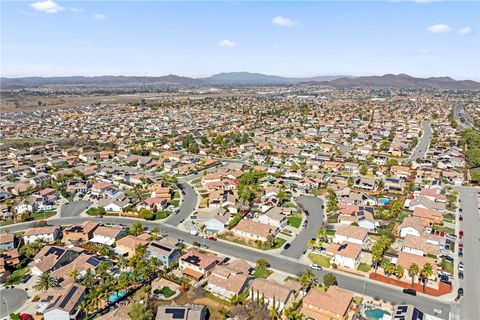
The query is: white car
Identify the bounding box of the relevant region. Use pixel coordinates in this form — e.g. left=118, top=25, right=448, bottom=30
left=310, top=264, right=322, bottom=271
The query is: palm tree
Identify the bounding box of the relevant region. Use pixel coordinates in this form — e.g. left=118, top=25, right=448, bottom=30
left=69, top=269, right=80, bottom=282
left=316, top=227, right=328, bottom=242
left=395, top=265, right=404, bottom=283
left=129, top=222, right=144, bottom=236
left=408, top=263, right=419, bottom=287
left=299, top=268, right=316, bottom=289
left=421, top=263, right=433, bottom=292
left=34, top=272, right=59, bottom=291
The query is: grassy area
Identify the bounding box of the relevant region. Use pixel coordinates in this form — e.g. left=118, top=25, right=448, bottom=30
left=191, top=178, right=201, bottom=184
left=307, top=253, right=331, bottom=268
left=441, top=259, right=454, bottom=274
left=5, top=266, right=30, bottom=285
left=326, top=229, right=336, bottom=236
left=32, top=211, right=56, bottom=220
left=0, top=219, right=14, bottom=227
left=443, top=213, right=455, bottom=223
left=170, top=199, right=180, bottom=207
left=198, top=189, right=208, bottom=194
left=227, top=214, right=243, bottom=229
left=154, top=286, right=176, bottom=298
left=272, top=237, right=287, bottom=249
left=433, top=225, right=455, bottom=234
left=287, top=215, right=302, bottom=228
left=0, top=137, right=43, bottom=144
left=252, top=267, right=272, bottom=279
left=357, top=263, right=372, bottom=272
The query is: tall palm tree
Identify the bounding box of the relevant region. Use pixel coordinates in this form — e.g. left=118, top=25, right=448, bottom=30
left=316, top=227, right=328, bottom=242
left=395, top=265, right=404, bottom=283
left=299, top=268, right=316, bottom=290
left=421, top=263, right=433, bottom=292
left=408, top=263, right=419, bottom=287
left=34, top=272, right=59, bottom=291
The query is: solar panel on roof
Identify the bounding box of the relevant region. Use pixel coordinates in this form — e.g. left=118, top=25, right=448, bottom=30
left=183, top=255, right=201, bottom=266
left=86, top=256, right=100, bottom=267
left=59, top=286, right=78, bottom=309
left=165, top=308, right=186, bottom=319
left=46, top=247, right=65, bottom=257
left=150, top=242, right=172, bottom=252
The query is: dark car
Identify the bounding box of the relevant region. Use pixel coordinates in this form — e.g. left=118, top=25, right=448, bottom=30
left=284, top=243, right=291, bottom=250
left=458, top=288, right=464, bottom=296
left=304, top=210, right=310, bottom=216
left=443, top=255, right=454, bottom=263
left=459, top=272, right=464, bottom=279
left=458, top=251, right=463, bottom=258
left=440, top=278, right=452, bottom=285
left=459, top=208, right=463, bottom=212
left=459, top=215, right=463, bottom=221
left=403, top=289, right=417, bottom=296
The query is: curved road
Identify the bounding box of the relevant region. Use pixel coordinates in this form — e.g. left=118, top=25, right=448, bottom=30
left=409, top=121, right=432, bottom=161
left=281, top=195, right=324, bottom=258
left=0, top=214, right=450, bottom=319
left=165, top=182, right=197, bottom=226
left=0, top=288, right=28, bottom=318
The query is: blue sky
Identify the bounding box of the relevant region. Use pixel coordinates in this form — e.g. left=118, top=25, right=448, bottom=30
left=1, top=1, right=479, bottom=80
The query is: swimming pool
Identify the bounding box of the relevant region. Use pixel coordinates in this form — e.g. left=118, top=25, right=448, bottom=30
left=108, top=290, right=126, bottom=302
left=365, top=308, right=390, bottom=319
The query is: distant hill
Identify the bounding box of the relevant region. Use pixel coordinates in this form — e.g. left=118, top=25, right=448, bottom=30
left=205, top=72, right=349, bottom=85
left=318, top=74, right=480, bottom=90
left=1, top=72, right=479, bottom=89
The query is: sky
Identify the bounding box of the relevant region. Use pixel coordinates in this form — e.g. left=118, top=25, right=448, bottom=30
left=1, top=0, right=479, bottom=80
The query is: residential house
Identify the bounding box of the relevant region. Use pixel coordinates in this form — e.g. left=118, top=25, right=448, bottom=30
left=155, top=305, right=207, bottom=320
left=412, top=208, right=443, bottom=226
left=42, top=283, right=86, bottom=320
left=401, top=235, right=440, bottom=257
left=325, top=242, right=363, bottom=269
left=206, top=265, right=250, bottom=299
left=23, top=226, right=59, bottom=244
left=250, top=278, right=294, bottom=312
left=63, top=221, right=99, bottom=242
left=0, top=233, right=15, bottom=250
left=32, top=246, right=80, bottom=276
left=232, top=219, right=279, bottom=243
left=333, top=225, right=369, bottom=246
left=115, top=235, right=149, bottom=257
left=256, top=209, right=288, bottom=229
left=399, top=217, right=424, bottom=238
left=90, top=226, right=126, bottom=246
left=179, top=249, right=221, bottom=281
left=301, top=286, right=353, bottom=320
left=147, top=237, right=181, bottom=268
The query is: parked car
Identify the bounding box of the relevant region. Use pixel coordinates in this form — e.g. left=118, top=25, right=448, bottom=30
left=302, top=221, right=308, bottom=229
left=443, top=255, right=454, bottom=263
left=459, top=230, right=464, bottom=238
left=459, top=242, right=464, bottom=248
left=208, top=236, right=217, bottom=241
left=459, top=215, right=463, bottom=221
left=403, top=289, right=417, bottom=296
left=440, top=278, right=452, bottom=285
left=458, top=288, right=464, bottom=296
left=310, top=264, right=322, bottom=271
left=458, top=262, right=464, bottom=272
left=447, top=233, right=457, bottom=240
left=458, top=272, right=464, bottom=279
left=284, top=243, right=291, bottom=250
left=459, top=251, right=463, bottom=258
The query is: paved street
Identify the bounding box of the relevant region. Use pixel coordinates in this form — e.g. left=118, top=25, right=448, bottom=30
left=454, top=103, right=474, bottom=129
left=281, top=195, right=324, bottom=258
left=60, top=200, right=91, bottom=217
left=456, top=187, right=480, bottom=320
left=0, top=288, right=28, bottom=318
left=0, top=215, right=450, bottom=318
left=165, top=182, right=197, bottom=226
left=409, top=121, right=432, bottom=161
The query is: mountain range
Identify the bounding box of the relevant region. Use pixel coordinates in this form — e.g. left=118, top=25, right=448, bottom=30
left=2, top=72, right=479, bottom=90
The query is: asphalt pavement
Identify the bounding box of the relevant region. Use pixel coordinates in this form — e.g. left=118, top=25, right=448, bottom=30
left=0, top=288, right=28, bottom=318
left=60, top=200, right=91, bottom=217
left=456, top=187, right=480, bottom=320
left=165, top=182, right=197, bottom=226
left=281, top=196, right=324, bottom=258
left=0, top=215, right=451, bottom=318
left=409, top=121, right=432, bottom=161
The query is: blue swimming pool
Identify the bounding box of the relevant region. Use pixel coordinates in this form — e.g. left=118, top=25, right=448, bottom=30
left=365, top=308, right=390, bottom=319
left=108, top=290, right=126, bottom=302
left=379, top=197, right=390, bottom=205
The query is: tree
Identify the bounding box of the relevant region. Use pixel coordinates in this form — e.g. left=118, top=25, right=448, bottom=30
left=316, top=227, right=328, bottom=242
left=34, top=272, right=59, bottom=291
left=129, top=222, right=144, bottom=236
left=299, top=268, right=316, bottom=289
left=323, top=273, right=337, bottom=288
left=69, top=269, right=80, bottom=282
left=395, top=265, right=404, bottom=283
left=256, top=258, right=269, bottom=269
left=408, top=263, right=419, bottom=287
left=360, top=164, right=368, bottom=176
left=277, top=187, right=289, bottom=205
left=128, top=303, right=153, bottom=320
left=421, top=263, right=433, bottom=292
left=326, top=189, right=338, bottom=213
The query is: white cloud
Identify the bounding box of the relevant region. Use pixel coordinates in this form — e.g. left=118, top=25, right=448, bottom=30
left=69, top=7, right=84, bottom=13
left=427, top=24, right=452, bottom=33
left=272, top=16, right=295, bottom=27
left=94, top=13, right=106, bottom=20
left=458, top=27, right=472, bottom=35
left=218, top=39, right=237, bottom=48
left=31, top=0, right=64, bottom=14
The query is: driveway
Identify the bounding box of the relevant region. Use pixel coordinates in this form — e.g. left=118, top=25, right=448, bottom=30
left=0, top=288, right=28, bottom=318
left=60, top=200, right=92, bottom=217
left=281, top=195, right=324, bottom=258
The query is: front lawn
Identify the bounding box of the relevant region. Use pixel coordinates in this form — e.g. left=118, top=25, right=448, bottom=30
left=433, top=225, right=455, bottom=234
left=170, top=199, right=180, bottom=207
left=0, top=219, right=14, bottom=227
left=443, top=213, right=455, bottom=223
left=357, top=263, right=372, bottom=273
left=326, top=229, right=336, bottom=236
left=6, top=266, right=30, bottom=285
left=287, top=216, right=302, bottom=228
left=441, top=259, right=454, bottom=274
left=252, top=267, right=272, bottom=279
left=32, top=211, right=56, bottom=220
left=272, top=237, right=287, bottom=249
left=307, top=253, right=331, bottom=268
